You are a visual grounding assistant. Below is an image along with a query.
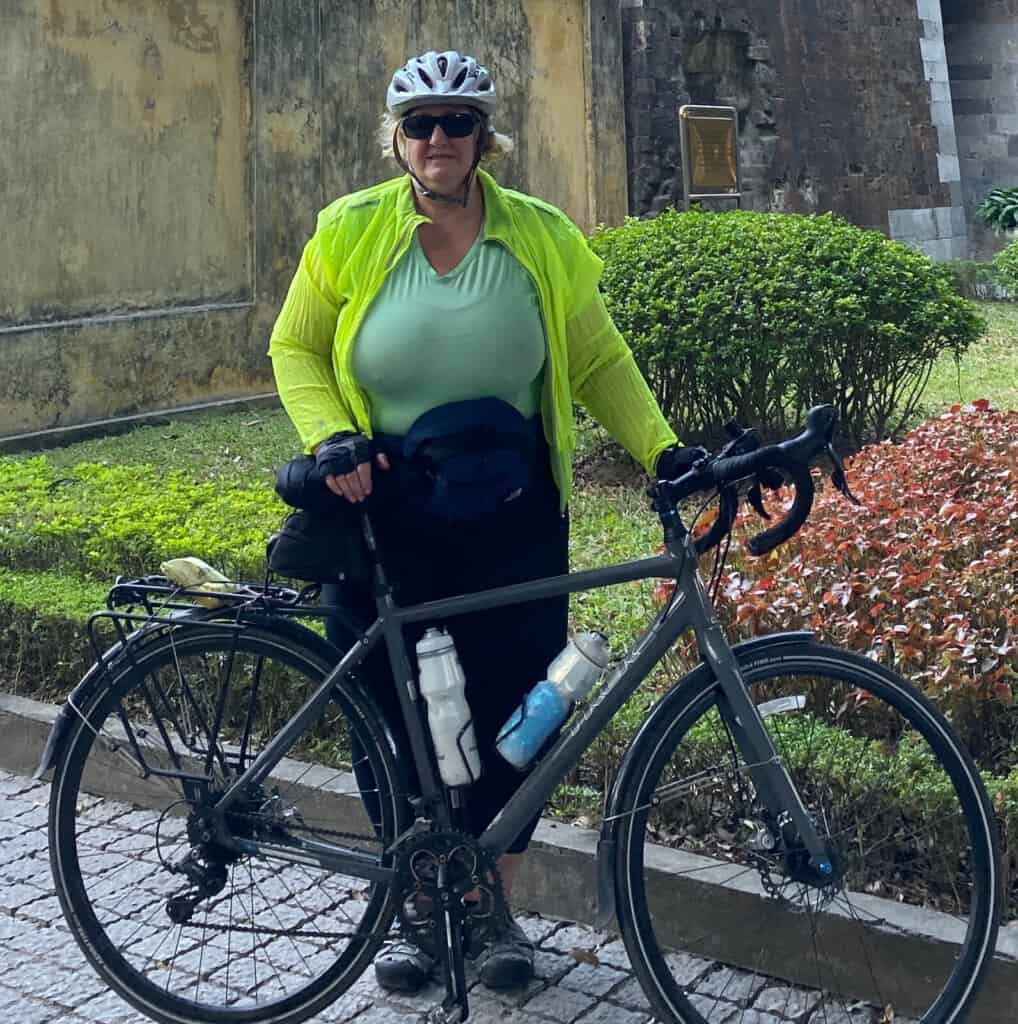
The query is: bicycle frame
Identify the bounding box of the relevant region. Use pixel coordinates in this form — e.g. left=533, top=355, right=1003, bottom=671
left=211, top=516, right=835, bottom=885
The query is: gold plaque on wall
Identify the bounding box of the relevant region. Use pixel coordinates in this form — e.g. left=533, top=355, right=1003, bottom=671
left=679, top=105, right=741, bottom=208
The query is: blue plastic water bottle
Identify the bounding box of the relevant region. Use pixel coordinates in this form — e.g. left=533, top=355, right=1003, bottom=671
left=496, top=632, right=609, bottom=770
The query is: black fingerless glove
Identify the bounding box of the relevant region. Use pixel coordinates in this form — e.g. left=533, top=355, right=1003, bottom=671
left=274, top=433, right=373, bottom=512
left=314, top=432, right=373, bottom=479
left=655, top=445, right=708, bottom=481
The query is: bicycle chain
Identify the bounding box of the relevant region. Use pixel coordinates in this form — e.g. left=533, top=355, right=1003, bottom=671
left=172, top=919, right=362, bottom=940
left=248, top=816, right=384, bottom=847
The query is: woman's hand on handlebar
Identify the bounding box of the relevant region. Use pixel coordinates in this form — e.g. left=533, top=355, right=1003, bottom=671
left=325, top=452, right=391, bottom=503
left=313, top=433, right=391, bottom=504
left=655, top=444, right=708, bottom=481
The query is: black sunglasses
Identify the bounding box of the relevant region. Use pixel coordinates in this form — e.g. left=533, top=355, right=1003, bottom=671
left=402, top=111, right=479, bottom=140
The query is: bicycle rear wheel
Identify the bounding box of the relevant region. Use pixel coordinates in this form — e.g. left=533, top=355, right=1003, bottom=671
left=614, top=639, right=1000, bottom=1024
left=49, top=619, right=409, bottom=1024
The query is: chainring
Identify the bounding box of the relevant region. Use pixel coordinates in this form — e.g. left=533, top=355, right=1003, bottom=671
left=392, top=830, right=507, bottom=955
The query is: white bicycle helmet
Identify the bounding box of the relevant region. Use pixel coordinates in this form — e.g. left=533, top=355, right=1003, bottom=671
left=387, top=50, right=496, bottom=116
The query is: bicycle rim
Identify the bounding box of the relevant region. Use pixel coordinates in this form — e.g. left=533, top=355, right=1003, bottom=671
left=616, top=641, right=999, bottom=1024
left=49, top=624, right=407, bottom=1024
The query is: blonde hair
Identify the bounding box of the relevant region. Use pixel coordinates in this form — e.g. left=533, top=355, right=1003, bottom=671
left=378, top=111, right=515, bottom=163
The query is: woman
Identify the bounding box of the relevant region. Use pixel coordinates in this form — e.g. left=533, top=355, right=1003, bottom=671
left=268, top=49, right=699, bottom=994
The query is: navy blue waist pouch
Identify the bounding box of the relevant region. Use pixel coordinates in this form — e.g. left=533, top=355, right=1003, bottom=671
left=379, top=398, right=541, bottom=525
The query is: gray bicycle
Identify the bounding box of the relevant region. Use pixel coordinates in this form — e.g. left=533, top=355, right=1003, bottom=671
left=40, top=406, right=1001, bottom=1024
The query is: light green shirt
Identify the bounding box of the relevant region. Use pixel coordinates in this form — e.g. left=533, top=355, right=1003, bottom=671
left=352, top=229, right=546, bottom=435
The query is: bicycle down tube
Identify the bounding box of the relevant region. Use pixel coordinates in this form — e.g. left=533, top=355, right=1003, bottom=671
left=478, top=533, right=831, bottom=870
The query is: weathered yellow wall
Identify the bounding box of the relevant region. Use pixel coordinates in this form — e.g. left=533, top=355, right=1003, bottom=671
left=316, top=0, right=625, bottom=231
left=3, top=0, right=250, bottom=322
left=0, top=0, right=627, bottom=440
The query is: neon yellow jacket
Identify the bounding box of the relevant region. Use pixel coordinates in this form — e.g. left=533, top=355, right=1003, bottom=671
left=268, top=169, right=677, bottom=506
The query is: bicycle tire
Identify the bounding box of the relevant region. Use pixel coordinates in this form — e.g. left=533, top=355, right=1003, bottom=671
left=48, top=619, right=410, bottom=1024
left=613, top=639, right=1001, bottom=1024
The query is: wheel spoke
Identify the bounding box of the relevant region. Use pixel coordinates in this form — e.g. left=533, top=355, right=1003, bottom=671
left=620, top=644, right=999, bottom=1024
left=49, top=624, right=405, bottom=1021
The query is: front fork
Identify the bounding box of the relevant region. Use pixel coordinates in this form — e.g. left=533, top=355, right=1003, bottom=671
left=695, top=614, right=834, bottom=880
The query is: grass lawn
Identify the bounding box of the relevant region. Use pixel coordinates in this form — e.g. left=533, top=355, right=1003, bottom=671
left=921, top=301, right=1018, bottom=415
left=36, top=405, right=299, bottom=489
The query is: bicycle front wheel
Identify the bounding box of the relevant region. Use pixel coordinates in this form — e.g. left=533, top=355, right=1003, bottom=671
left=614, top=639, right=1000, bottom=1024
left=49, top=620, right=408, bottom=1024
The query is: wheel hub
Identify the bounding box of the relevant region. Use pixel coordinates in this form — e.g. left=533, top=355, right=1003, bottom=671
left=161, top=791, right=265, bottom=924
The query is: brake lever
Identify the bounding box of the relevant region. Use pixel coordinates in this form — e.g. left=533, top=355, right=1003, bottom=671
left=747, top=481, right=771, bottom=521
left=826, top=443, right=861, bottom=505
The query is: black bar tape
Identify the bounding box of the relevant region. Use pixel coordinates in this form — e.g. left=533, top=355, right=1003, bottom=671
left=708, top=450, right=771, bottom=488
left=275, top=456, right=346, bottom=512
left=746, top=464, right=815, bottom=556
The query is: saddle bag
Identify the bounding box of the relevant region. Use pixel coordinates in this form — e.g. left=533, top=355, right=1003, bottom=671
left=266, top=458, right=371, bottom=583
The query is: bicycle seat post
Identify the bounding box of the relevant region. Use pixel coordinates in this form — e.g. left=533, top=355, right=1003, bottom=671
left=357, top=506, right=392, bottom=598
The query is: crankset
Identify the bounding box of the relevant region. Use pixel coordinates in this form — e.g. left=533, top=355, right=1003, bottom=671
left=394, top=830, right=507, bottom=1024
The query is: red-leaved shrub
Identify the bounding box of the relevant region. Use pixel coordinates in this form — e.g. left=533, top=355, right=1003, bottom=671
left=662, top=403, right=1018, bottom=770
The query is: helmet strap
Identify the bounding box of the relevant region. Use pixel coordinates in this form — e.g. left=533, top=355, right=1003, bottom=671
left=392, top=123, right=484, bottom=209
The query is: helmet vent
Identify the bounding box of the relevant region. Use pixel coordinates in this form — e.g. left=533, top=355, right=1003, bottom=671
left=452, top=67, right=468, bottom=88
left=437, top=55, right=448, bottom=76
left=418, top=69, right=434, bottom=87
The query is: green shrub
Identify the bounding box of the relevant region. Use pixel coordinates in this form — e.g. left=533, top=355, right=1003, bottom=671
left=590, top=210, right=986, bottom=447
left=944, top=259, right=1009, bottom=301
left=993, top=237, right=1018, bottom=294
left=0, top=568, right=106, bottom=699
left=976, top=187, right=1018, bottom=234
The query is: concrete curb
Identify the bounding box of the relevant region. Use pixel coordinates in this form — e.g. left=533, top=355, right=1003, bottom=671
left=2, top=692, right=1015, bottom=1021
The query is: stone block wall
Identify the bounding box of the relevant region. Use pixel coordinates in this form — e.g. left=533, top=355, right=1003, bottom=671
left=887, top=0, right=967, bottom=261
left=943, top=0, right=1018, bottom=258
left=621, top=0, right=956, bottom=247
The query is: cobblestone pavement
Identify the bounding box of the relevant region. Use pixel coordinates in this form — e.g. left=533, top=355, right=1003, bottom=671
left=1, top=769, right=907, bottom=1024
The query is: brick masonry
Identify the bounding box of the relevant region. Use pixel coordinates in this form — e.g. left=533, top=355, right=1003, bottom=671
left=893, top=0, right=968, bottom=261
left=620, top=0, right=1018, bottom=261
left=943, top=0, right=1018, bottom=257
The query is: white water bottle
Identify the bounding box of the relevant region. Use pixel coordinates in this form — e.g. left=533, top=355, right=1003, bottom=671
left=496, top=632, right=610, bottom=770
left=416, top=628, right=482, bottom=787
